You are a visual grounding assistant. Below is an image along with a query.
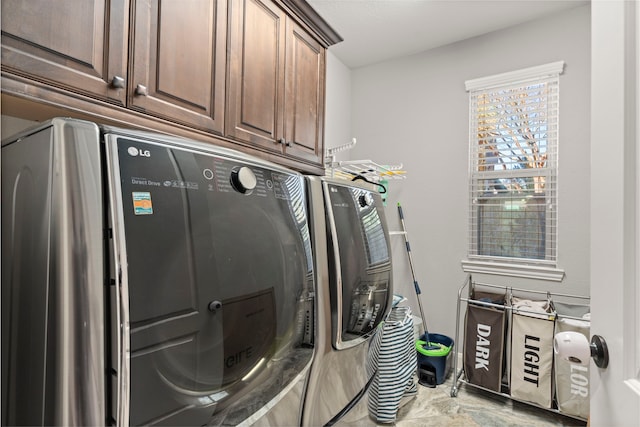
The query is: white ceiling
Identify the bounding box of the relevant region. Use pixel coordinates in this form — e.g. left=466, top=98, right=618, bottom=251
left=308, top=0, right=589, bottom=69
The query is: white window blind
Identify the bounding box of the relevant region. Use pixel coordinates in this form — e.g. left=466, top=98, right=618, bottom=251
left=464, top=63, right=564, bottom=278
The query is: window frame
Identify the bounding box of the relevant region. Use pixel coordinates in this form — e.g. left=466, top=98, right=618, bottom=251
left=461, top=61, right=566, bottom=281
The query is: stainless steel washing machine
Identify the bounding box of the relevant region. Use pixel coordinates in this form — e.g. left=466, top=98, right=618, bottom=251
left=2, top=118, right=315, bottom=426
left=303, top=176, right=393, bottom=426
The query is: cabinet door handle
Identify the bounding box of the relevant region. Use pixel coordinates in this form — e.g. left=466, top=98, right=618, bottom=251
left=135, top=84, right=148, bottom=96
left=285, top=140, right=291, bottom=147
left=110, top=76, right=125, bottom=89
left=278, top=138, right=291, bottom=147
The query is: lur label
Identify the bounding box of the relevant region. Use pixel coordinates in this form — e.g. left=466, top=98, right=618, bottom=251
left=132, top=192, right=153, bottom=215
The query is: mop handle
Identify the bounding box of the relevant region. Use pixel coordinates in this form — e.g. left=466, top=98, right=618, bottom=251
left=397, top=202, right=428, bottom=334
left=397, top=204, right=421, bottom=292
left=399, top=206, right=421, bottom=295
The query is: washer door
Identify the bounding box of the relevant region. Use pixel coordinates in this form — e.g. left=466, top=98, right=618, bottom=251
left=324, top=182, right=392, bottom=349
left=109, top=136, right=314, bottom=426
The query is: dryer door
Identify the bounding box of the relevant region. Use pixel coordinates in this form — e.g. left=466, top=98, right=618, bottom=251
left=324, top=181, right=392, bottom=350
left=107, top=135, right=314, bottom=426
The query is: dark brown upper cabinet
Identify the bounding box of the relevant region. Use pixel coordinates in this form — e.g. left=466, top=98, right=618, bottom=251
left=1, top=0, right=341, bottom=171
left=130, top=0, right=227, bottom=134
left=1, top=0, right=129, bottom=106
left=226, top=0, right=286, bottom=150
left=227, top=0, right=326, bottom=165
left=283, top=19, right=325, bottom=164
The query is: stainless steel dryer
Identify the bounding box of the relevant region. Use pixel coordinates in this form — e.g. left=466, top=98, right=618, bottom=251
left=1, top=118, right=315, bottom=426
left=303, top=176, right=393, bottom=426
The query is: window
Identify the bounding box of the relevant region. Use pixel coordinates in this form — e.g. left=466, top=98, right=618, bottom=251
left=462, top=62, right=565, bottom=281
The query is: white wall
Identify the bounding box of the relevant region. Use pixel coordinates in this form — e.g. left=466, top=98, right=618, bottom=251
left=345, top=5, right=591, bottom=337
left=324, top=51, right=353, bottom=162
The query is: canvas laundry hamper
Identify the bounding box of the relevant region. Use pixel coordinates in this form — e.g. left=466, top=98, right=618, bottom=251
left=510, top=298, right=555, bottom=408
left=553, top=301, right=590, bottom=419
left=463, top=289, right=507, bottom=392
left=366, top=306, right=418, bottom=423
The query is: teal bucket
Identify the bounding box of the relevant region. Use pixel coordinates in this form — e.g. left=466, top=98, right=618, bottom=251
left=416, top=333, right=454, bottom=386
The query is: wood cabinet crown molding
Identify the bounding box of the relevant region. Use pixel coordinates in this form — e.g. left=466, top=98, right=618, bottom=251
left=280, top=0, right=343, bottom=47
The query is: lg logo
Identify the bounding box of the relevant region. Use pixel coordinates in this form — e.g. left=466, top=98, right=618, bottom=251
left=127, top=147, right=151, bottom=157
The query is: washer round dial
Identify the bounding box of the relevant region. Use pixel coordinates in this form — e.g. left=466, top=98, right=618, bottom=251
left=231, top=166, right=257, bottom=194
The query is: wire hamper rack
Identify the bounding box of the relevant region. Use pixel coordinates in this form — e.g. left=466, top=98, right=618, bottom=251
left=450, top=274, right=590, bottom=423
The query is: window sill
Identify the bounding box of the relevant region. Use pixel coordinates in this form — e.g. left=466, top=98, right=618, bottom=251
left=461, top=259, right=565, bottom=282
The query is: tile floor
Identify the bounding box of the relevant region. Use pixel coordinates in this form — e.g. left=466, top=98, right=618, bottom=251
left=338, top=372, right=588, bottom=427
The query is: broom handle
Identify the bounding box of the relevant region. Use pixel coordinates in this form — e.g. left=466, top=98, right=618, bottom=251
left=397, top=202, right=429, bottom=337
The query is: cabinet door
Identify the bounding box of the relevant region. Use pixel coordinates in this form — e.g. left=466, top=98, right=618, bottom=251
left=1, top=0, right=128, bottom=105
left=130, top=0, right=227, bottom=134
left=227, top=0, right=286, bottom=152
left=283, top=19, right=325, bottom=165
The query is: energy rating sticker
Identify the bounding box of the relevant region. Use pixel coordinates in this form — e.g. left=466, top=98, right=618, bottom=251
left=132, top=192, right=153, bottom=215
